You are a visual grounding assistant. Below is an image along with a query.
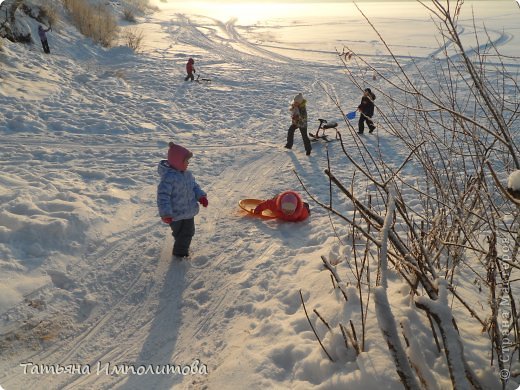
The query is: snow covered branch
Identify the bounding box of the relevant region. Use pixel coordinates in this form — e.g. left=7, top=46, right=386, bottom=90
left=312, top=0, right=518, bottom=386
left=374, top=195, right=422, bottom=389
left=377, top=193, right=395, bottom=289
left=415, top=280, right=484, bottom=389
left=375, top=287, right=421, bottom=390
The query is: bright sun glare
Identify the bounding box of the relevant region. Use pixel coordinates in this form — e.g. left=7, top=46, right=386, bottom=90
left=152, top=1, right=350, bottom=24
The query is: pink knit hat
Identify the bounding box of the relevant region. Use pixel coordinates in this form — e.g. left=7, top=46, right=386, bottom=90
left=280, top=193, right=298, bottom=215
left=167, top=142, right=192, bottom=171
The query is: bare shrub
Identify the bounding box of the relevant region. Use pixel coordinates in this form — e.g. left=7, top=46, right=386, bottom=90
left=40, top=0, right=59, bottom=27
left=19, top=1, right=58, bottom=27
left=125, top=0, right=154, bottom=13
left=121, top=28, right=143, bottom=53
left=122, top=6, right=137, bottom=23
left=121, top=0, right=159, bottom=22
left=62, top=0, right=119, bottom=47
left=302, top=0, right=519, bottom=388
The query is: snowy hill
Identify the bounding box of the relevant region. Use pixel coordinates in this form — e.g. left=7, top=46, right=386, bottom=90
left=0, top=1, right=519, bottom=389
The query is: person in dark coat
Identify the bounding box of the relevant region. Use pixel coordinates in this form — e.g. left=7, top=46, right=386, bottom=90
left=284, top=93, right=312, bottom=156
left=185, top=58, right=195, bottom=81
left=357, top=88, right=376, bottom=134
left=38, top=25, right=51, bottom=54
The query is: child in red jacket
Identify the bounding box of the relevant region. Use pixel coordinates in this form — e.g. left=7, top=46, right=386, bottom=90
left=253, top=191, right=310, bottom=222
left=185, top=58, right=195, bottom=81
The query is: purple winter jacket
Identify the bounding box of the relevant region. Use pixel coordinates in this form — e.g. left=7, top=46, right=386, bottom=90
left=38, top=26, right=50, bottom=41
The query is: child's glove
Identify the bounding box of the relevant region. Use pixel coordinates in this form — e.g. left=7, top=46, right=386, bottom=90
left=199, top=196, right=208, bottom=207
left=161, top=217, right=173, bottom=224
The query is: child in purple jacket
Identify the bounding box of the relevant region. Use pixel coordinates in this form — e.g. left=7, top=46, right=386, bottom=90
left=38, top=25, right=51, bottom=54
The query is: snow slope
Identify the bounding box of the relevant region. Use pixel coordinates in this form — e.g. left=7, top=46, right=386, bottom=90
left=0, top=1, right=518, bottom=389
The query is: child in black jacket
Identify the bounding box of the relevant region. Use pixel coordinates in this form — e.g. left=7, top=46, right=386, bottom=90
left=357, top=88, right=376, bottom=134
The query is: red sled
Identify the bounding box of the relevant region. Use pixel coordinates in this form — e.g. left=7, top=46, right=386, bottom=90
left=238, top=199, right=276, bottom=218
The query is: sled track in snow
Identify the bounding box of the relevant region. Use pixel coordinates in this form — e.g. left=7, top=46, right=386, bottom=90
left=0, top=213, right=167, bottom=388
left=161, top=148, right=292, bottom=382
left=197, top=148, right=293, bottom=265
left=0, top=138, right=278, bottom=151
left=57, top=240, right=184, bottom=389
left=221, top=18, right=295, bottom=63
left=1, top=148, right=293, bottom=389
left=174, top=14, right=219, bottom=53
left=173, top=14, right=295, bottom=66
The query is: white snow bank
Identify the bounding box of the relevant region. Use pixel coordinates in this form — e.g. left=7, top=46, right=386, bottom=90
left=0, top=164, right=106, bottom=315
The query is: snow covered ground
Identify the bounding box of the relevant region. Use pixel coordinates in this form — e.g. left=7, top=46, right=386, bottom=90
left=0, top=1, right=518, bottom=389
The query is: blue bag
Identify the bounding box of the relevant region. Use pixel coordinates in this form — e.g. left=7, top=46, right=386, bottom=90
left=345, top=111, right=356, bottom=120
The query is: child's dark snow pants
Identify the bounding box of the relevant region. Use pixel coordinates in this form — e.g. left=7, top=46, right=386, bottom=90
left=169, top=218, right=195, bottom=256
left=41, top=39, right=50, bottom=54
left=358, top=114, right=375, bottom=134
left=286, top=124, right=312, bottom=155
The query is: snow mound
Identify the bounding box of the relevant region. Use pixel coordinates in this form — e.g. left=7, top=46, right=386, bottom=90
left=104, top=45, right=136, bottom=58
left=508, top=170, right=520, bottom=191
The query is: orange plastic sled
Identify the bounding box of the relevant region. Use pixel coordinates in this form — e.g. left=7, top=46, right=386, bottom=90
left=239, top=199, right=276, bottom=218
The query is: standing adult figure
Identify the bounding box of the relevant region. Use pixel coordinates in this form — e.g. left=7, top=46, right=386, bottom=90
left=285, top=93, right=312, bottom=156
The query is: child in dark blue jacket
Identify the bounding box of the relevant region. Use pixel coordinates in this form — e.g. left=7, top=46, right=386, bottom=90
left=157, top=142, right=207, bottom=258
left=357, top=88, right=376, bottom=134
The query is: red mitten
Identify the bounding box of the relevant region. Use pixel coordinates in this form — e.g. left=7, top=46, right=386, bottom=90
left=199, top=196, right=208, bottom=207
left=162, top=217, right=173, bottom=224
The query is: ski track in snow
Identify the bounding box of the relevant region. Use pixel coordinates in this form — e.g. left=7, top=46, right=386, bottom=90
left=0, top=4, right=517, bottom=389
